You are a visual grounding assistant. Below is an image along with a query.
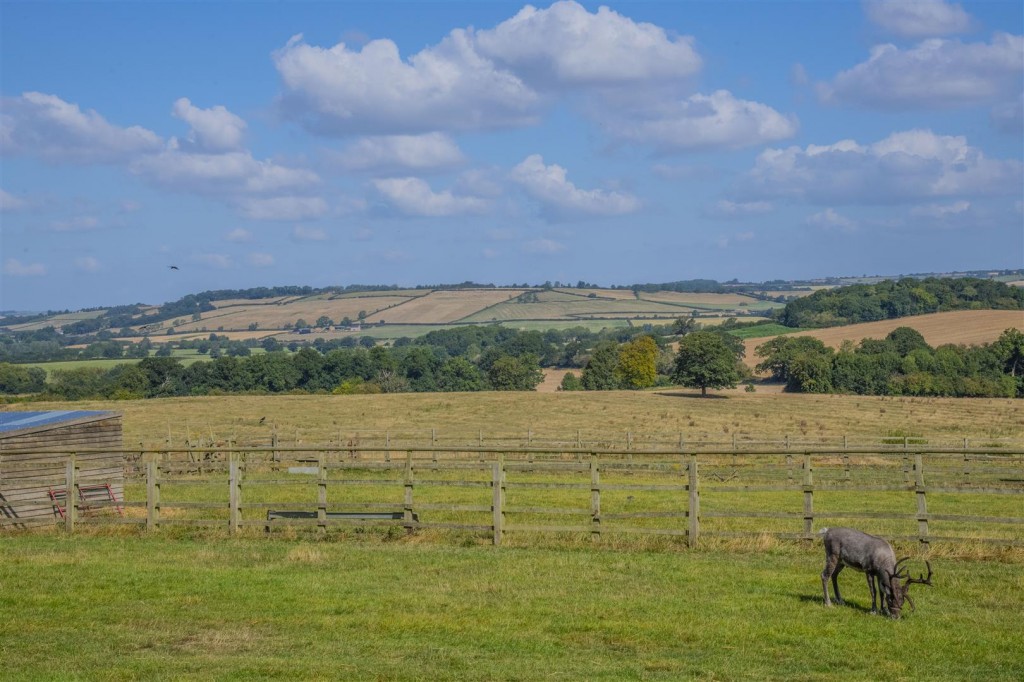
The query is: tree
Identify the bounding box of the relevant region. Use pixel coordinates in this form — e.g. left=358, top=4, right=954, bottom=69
left=487, top=353, right=544, bottom=391
left=436, top=357, right=488, bottom=392
left=559, top=371, right=583, bottom=391
left=673, top=331, right=740, bottom=396
left=581, top=341, right=620, bottom=390
left=315, top=316, right=333, bottom=328
left=615, top=335, right=658, bottom=389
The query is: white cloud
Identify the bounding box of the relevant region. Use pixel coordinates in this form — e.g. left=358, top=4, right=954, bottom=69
left=742, top=129, right=1022, bottom=204
left=119, top=200, right=142, bottom=213
left=246, top=252, right=275, bottom=267
left=510, top=154, right=640, bottom=217
left=599, top=90, right=798, bottom=150
left=75, top=256, right=101, bottom=273
left=226, top=228, right=253, bottom=243
left=292, top=225, right=329, bottom=241
left=706, top=199, right=774, bottom=219
left=335, top=133, right=465, bottom=173
left=372, top=177, right=488, bottom=216
left=910, top=200, right=971, bottom=218
left=268, top=3, right=801, bottom=155
left=475, top=0, right=701, bottom=88
left=171, top=98, right=247, bottom=152
left=50, top=216, right=100, bottom=231
left=820, top=33, right=1023, bottom=110
left=806, top=208, right=857, bottom=232
left=273, top=32, right=539, bottom=135
left=133, top=150, right=319, bottom=196
left=3, top=258, right=47, bottom=276
left=863, top=0, right=972, bottom=38
left=0, top=92, right=162, bottom=163
left=991, top=93, right=1024, bottom=134
left=239, top=196, right=328, bottom=221
left=523, top=238, right=566, bottom=254
left=191, top=253, right=233, bottom=269
left=0, top=188, right=27, bottom=212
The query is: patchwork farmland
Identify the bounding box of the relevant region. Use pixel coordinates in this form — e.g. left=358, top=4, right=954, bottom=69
left=55, top=287, right=790, bottom=341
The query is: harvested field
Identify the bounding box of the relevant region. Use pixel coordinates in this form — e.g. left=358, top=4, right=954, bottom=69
left=460, top=298, right=691, bottom=322
left=742, top=310, right=1023, bottom=367
left=637, top=291, right=758, bottom=306
left=556, top=288, right=638, bottom=300
left=363, top=289, right=524, bottom=324
left=161, top=294, right=419, bottom=332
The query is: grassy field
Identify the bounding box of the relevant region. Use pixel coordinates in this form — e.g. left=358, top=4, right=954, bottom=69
left=9, top=391, right=1023, bottom=449
left=742, top=310, right=1023, bottom=366
left=1, top=534, right=1021, bottom=681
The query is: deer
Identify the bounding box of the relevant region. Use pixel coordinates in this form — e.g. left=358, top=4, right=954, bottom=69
left=819, top=527, right=933, bottom=619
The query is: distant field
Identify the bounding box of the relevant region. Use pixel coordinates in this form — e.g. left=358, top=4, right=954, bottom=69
left=729, top=323, right=812, bottom=340
left=7, top=309, right=106, bottom=332
left=364, top=289, right=523, bottom=324
left=742, top=310, right=1023, bottom=366
left=161, top=294, right=420, bottom=333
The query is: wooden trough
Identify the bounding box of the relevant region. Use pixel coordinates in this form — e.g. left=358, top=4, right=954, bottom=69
left=0, top=411, right=124, bottom=528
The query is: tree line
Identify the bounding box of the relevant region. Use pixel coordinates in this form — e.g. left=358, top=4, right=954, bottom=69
left=775, top=277, right=1023, bottom=328
left=754, top=327, right=1024, bottom=398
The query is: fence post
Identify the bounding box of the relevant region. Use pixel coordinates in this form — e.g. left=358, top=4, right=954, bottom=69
left=903, top=437, right=911, bottom=485
left=590, top=458, right=601, bottom=542
left=802, top=454, right=814, bottom=538
left=229, top=457, right=241, bottom=534
left=146, top=461, right=159, bottom=530
left=915, top=453, right=929, bottom=547
left=492, top=457, right=505, bottom=546
left=65, top=455, right=77, bottom=533
left=404, top=452, right=415, bottom=532
left=687, top=455, right=699, bottom=548
left=317, top=453, right=327, bottom=533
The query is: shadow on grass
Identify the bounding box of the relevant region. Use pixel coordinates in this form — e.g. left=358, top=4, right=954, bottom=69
left=654, top=392, right=731, bottom=400
left=796, top=593, right=877, bottom=615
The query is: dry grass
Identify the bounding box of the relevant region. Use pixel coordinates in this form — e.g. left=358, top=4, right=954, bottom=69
left=9, top=390, right=1023, bottom=448
left=363, top=289, right=523, bottom=324
left=743, top=310, right=1023, bottom=367
left=166, top=295, right=418, bottom=332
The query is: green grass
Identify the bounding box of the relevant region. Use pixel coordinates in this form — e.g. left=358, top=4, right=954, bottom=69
left=1, top=534, right=1020, bottom=681
left=728, top=323, right=812, bottom=339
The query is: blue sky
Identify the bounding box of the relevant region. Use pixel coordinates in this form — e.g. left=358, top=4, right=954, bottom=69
left=1, top=0, right=1022, bottom=311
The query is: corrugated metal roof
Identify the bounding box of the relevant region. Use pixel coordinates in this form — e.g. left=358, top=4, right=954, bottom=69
left=0, top=411, right=114, bottom=433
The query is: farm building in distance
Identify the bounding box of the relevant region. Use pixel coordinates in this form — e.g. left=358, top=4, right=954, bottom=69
left=0, top=411, right=124, bottom=528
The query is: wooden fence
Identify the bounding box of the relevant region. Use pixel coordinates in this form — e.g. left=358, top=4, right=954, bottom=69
left=2, top=445, right=1022, bottom=546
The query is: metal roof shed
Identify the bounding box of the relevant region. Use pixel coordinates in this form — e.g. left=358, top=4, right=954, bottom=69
left=0, top=411, right=124, bottom=528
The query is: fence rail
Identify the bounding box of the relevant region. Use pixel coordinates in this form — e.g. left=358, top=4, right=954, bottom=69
left=2, top=444, right=1022, bottom=546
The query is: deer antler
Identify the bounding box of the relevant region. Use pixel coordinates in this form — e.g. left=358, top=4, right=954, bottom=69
left=904, top=560, right=933, bottom=587
left=893, top=557, right=912, bottom=579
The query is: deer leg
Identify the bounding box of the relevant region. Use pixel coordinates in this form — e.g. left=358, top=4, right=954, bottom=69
left=822, top=556, right=840, bottom=606
left=866, top=572, right=878, bottom=614
left=831, top=564, right=845, bottom=605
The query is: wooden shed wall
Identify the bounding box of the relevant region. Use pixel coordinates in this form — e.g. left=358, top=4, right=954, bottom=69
left=0, top=415, right=124, bottom=527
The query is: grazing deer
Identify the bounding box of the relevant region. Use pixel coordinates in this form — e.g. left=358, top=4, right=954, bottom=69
left=819, top=527, right=933, bottom=619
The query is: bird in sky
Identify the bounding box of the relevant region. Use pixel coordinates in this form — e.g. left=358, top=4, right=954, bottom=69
left=168, top=265, right=179, bottom=270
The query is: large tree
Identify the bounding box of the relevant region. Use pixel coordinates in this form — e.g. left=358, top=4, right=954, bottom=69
left=615, top=335, right=658, bottom=390
left=673, top=331, right=740, bottom=397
